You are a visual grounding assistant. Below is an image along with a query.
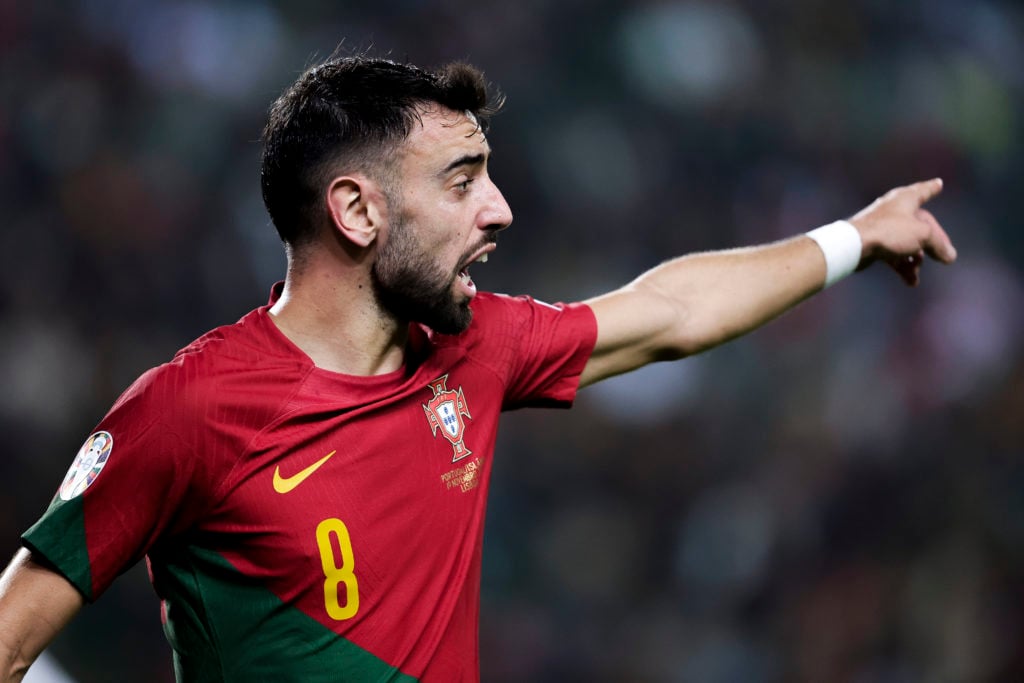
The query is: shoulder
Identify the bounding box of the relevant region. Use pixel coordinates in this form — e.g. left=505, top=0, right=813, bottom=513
left=421, top=292, right=537, bottom=352
left=455, top=292, right=588, bottom=338
left=473, top=291, right=567, bottom=314
left=110, top=307, right=310, bottom=429
left=468, top=291, right=594, bottom=338
left=422, top=291, right=595, bottom=374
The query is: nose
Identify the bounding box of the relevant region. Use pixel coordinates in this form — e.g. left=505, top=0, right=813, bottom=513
left=480, top=177, right=513, bottom=232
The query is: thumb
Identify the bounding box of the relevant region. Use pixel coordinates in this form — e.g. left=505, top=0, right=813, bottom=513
left=916, top=208, right=958, bottom=264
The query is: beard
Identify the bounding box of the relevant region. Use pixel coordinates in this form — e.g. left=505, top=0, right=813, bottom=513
left=371, top=211, right=475, bottom=335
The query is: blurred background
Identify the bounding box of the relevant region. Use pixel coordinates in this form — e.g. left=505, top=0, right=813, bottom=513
left=2, top=0, right=1023, bottom=681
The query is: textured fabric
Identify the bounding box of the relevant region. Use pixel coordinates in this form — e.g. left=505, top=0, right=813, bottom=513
left=23, top=289, right=597, bottom=682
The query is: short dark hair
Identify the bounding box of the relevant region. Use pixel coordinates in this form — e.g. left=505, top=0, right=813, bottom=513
left=260, top=57, right=504, bottom=247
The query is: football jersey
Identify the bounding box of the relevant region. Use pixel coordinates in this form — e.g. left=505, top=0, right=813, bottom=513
left=22, top=287, right=597, bottom=682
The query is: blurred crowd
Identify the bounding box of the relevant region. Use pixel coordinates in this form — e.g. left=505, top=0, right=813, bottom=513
left=2, top=0, right=1022, bottom=681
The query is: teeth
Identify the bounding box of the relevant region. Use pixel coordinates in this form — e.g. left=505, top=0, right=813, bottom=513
left=475, top=253, right=488, bottom=263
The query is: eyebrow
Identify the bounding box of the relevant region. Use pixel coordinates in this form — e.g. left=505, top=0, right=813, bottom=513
left=441, top=152, right=488, bottom=176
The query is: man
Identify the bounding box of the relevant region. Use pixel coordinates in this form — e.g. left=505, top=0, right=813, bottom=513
left=0, top=57, right=955, bottom=682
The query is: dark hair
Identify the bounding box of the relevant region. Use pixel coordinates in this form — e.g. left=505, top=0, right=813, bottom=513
left=260, top=57, right=504, bottom=247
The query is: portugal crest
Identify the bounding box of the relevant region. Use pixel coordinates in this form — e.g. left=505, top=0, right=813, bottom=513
left=422, top=375, right=472, bottom=462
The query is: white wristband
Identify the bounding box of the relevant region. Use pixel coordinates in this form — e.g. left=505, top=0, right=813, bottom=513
left=806, top=220, right=862, bottom=288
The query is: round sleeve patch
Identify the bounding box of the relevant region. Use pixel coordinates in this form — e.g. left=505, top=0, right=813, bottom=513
left=59, top=431, right=113, bottom=501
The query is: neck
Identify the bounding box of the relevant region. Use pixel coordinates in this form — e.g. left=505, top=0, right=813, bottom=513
left=268, top=252, right=408, bottom=376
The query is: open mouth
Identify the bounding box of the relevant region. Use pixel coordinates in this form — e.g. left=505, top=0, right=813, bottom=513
left=459, top=252, right=488, bottom=281
left=457, top=252, right=490, bottom=296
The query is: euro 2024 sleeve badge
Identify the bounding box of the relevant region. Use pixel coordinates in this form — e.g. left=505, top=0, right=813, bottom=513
left=59, top=431, right=113, bottom=501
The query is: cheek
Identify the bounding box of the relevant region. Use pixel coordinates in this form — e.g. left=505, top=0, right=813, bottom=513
left=422, top=214, right=472, bottom=259
left=399, top=197, right=475, bottom=263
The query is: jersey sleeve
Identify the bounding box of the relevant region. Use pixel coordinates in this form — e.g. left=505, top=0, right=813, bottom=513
left=472, top=294, right=597, bottom=410
left=21, top=363, right=219, bottom=602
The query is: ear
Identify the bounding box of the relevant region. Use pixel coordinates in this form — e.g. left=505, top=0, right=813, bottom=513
left=326, top=175, right=387, bottom=248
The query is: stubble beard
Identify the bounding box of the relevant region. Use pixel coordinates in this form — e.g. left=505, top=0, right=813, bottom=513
left=370, top=209, right=474, bottom=335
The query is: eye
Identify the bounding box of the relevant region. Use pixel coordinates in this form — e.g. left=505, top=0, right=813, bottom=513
left=455, top=178, right=475, bottom=193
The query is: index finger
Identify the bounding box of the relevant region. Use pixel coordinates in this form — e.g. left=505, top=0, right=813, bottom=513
left=906, top=177, right=944, bottom=207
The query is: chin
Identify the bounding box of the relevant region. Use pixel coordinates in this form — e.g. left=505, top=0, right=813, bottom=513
left=429, top=305, right=473, bottom=335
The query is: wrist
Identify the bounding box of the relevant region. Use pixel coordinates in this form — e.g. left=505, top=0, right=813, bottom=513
left=806, top=220, right=863, bottom=288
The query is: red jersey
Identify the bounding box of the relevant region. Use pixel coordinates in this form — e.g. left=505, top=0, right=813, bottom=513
left=22, top=289, right=597, bottom=682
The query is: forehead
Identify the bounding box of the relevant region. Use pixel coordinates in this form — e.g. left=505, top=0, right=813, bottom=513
left=400, top=107, right=489, bottom=169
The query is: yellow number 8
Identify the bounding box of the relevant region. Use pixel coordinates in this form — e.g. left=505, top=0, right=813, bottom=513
left=315, top=517, right=359, bottom=620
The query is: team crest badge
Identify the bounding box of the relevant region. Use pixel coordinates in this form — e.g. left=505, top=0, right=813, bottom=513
left=422, top=375, right=472, bottom=462
left=59, top=431, right=113, bottom=501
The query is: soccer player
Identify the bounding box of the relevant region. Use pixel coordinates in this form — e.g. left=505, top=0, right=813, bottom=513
left=0, top=58, right=956, bottom=682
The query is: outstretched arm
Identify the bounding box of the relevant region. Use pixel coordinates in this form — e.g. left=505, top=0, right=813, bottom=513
left=580, top=178, right=957, bottom=388
left=0, top=549, right=84, bottom=682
